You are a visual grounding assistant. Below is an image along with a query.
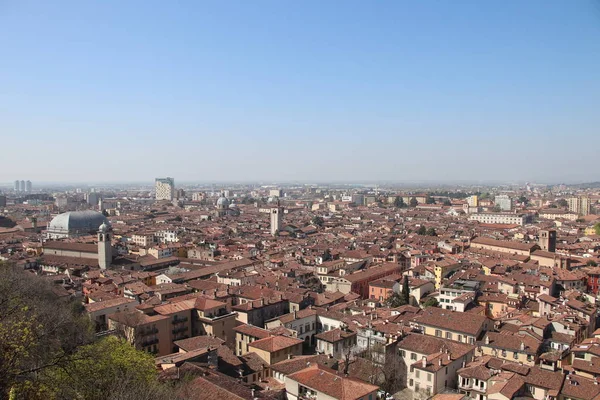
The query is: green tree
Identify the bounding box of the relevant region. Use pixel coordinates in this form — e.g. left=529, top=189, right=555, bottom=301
left=416, top=226, right=427, bottom=235
left=394, top=197, right=406, bottom=208
left=385, top=292, right=407, bottom=308
left=401, top=275, right=410, bottom=305
left=45, top=336, right=161, bottom=400
left=312, top=216, right=324, bottom=227
left=587, top=260, right=598, bottom=267
left=517, top=195, right=529, bottom=205
left=0, top=263, right=94, bottom=397
left=595, top=223, right=600, bottom=236
left=426, top=227, right=437, bottom=236
left=557, top=199, right=569, bottom=208
left=322, top=249, right=332, bottom=262
left=409, top=197, right=418, bottom=207
left=422, top=297, right=439, bottom=308
left=443, top=199, right=452, bottom=206
left=425, top=195, right=435, bottom=204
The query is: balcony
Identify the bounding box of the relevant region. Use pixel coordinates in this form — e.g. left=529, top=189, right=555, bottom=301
left=141, top=338, right=159, bottom=347
left=173, top=316, right=188, bottom=324
left=141, top=327, right=159, bottom=336
left=172, top=326, right=188, bottom=334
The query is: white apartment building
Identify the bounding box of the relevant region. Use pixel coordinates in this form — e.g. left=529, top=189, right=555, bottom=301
left=494, top=195, right=512, bottom=211
left=468, top=213, right=527, bottom=226
left=155, top=177, right=175, bottom=201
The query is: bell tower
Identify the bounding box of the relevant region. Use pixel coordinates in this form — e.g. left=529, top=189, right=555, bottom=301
left=98, top=222, right=112, bottom=269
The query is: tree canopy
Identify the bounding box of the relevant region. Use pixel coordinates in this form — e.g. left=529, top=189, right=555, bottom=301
left=409, top=197, right=418, bottom=207
left=0, top=263, right=172, bottom=400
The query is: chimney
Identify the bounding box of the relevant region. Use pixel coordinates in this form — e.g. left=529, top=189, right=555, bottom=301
left=438, top=358, right=442, bottom=366
left=422, top=356, right=427, bottom=368
left=288, top=354, right=293, bottom=360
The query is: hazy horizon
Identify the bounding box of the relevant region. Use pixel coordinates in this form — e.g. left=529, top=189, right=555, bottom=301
left=2, top=0, right=599, bottom=183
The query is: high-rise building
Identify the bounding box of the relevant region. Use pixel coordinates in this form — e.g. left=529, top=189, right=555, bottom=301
left=466, top=195, right=479, bottom=207
left=14, top=180, right=20, bottom=192
left=567, top=196, right=591, bottom=216
left=0, top=195, right=6, bottom=207
left=86, top=192, right=101, bottom=207
left=19, top=180, right=25, bottom=192
left=25, top=180, right=32, bottom=192
left=155, top=177, right=175, bottom=201
left=494, top=195, right=512, bottom=211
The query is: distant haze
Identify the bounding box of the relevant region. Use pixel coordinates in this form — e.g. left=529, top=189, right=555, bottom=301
left=1, top=1, right=599, bottom=183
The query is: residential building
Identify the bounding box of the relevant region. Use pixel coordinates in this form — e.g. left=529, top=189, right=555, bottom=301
left=155, top=177, right=175, bottom=201
left=494, top=195, right=512, bottom=211
left=568, top=196, right=591, bottom=216
left=468, top=213, right=529, bottom=226
left=398, top=333, right=475, bottom=396
left=285, top=363, right=378, bottom=400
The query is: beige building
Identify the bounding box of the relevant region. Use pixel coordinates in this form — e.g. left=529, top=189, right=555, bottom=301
left=285, top=363, right=378, bottom=400
left=248, top=335, right=303, bottom=365
left=469, top=237, right=538, bottom=256
left=398, top=334, right=475, bottom=396
left=568, top=196, right=591, bottom=216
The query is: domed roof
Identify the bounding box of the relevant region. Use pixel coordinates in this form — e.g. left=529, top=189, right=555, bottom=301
left=216, top=196, right=230, bottom=208
left=47, top=211, right=109, bottom=238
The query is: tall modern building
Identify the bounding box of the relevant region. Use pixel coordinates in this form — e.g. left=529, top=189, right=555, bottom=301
left=155, top=177, right=175, bottom=201
left=25, top=180, right=32, bottom=192
left=19, top=180, right=25, bottom=192
left=568, top=196, right=591, bottom=216
left=14, top=180, right=19, bottom=191
left=494, top=195, right=512, bottom=211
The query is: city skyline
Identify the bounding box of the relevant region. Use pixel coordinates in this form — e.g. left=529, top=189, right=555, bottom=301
left=2, top=1, right=599, bottom=182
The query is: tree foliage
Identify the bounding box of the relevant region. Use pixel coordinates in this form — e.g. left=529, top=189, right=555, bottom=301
left=385, top=292, right=407, bottom=308
left=0, top=263, right=172, bottom=400
left=422, top=297, right=439, bottom=308
left=394, top=197, right=406, bottom=208
left=46, top=336, right=162, bottom=400
left=401, top=276, right=410, bottom=305
left=0, top=263, right=94, bottom=397
left=409, top=197, right=418, bottom=207
left=312, top=216, right=324, bottom=227
left=557, top=199, right=569, bottom=208
left=416, top=226, right=427, bottom=235
left=426, top=227, right=437, bottom=236
left=595, top=223, right=600, bottom=236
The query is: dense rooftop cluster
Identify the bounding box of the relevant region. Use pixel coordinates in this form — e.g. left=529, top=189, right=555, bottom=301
left=1, top=184, right=600, bottom=400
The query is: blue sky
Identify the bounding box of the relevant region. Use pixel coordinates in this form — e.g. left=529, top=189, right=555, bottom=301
left=1, top=0, right=599, bottom=183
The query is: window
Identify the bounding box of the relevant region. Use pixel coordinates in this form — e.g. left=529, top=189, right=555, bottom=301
left=409, top=379, right=414, bottom=387
left=400, top=350, right=406, bottom=357
left=411, top=353, right=417, bottom=360
left=469, top=338, right=475, bottom=344
left=435, top=330, right=442, bottom=337
left=416, top=370, right=420, bottom=379
left=458, top=335, right=462, bottom=342
left=513, top=352, right=519, bottom=360
left=427, top=373, right=432, bottom=382
left=446, top=332, right=452, bottom=340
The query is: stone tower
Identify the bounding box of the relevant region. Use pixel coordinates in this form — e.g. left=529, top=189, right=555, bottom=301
left=98, top=222, right=113, bottom=269
left=538, top=229, right=556, bottom=252
left=270, top=202, right=283, bottom=236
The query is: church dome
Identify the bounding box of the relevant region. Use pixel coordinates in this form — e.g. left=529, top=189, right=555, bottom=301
left=47, top=211, right=109, bottom=239
left=216, top=196, right=230, bottom=209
